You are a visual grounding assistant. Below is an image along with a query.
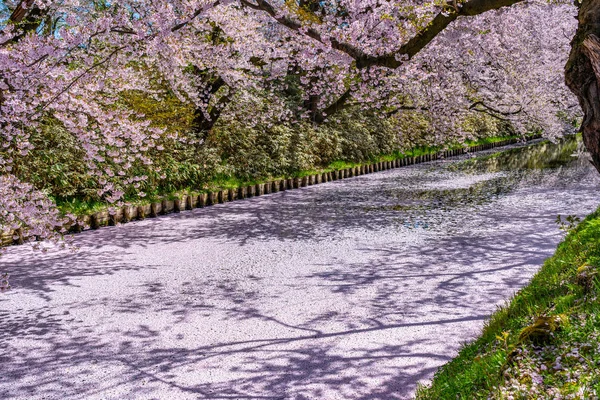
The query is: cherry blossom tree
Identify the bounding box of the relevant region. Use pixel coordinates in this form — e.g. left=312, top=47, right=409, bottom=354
left=0, top=0, right=585, bottom=250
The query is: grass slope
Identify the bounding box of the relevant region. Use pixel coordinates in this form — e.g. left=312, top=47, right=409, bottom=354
left=416, top=208, right=600, bottom=399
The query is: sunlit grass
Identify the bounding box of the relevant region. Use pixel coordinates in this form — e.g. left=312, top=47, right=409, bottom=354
left=415, top=209, right=600, bottom=399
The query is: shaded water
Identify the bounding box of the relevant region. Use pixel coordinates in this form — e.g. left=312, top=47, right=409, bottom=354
left=1, top=137, right=599, bottom=400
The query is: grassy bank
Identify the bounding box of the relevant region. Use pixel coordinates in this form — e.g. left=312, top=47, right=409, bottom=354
left=415, top=208, right=600, bottom=399
left=56, top=133, right=525, bottom=217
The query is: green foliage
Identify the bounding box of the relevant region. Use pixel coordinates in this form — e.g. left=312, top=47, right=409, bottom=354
left=15, top=85, right=519, bottom=217
left=120, top=89, right=195, bottom=134
left=416, top=207, right=600, bottom=399
left=211, top=120, right=301, bottom=179
left=10, top=118, right=99, bottom=202
left=212, top=108, right=404, bottom=179
left=319, top=110, right=399, bottom=162
left=461, top=113, right=501, bottom=139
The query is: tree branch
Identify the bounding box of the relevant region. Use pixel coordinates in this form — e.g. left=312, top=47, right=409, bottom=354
left=386, top=105, right=430, bottom=117
left=244, top=0, right=526, bottom=69
left=469, top=100, right=522, bottom=115
left=192, top=72, right=231, bottom=134
left=469, top=100, right=522, bottom=121
left=1, top=0, right=46, bottom=47
left=312, top=89, right=353, bottom=123
left=359, top=0, right=526, bottom=68
left=171, top=1, right=221, bottom=32
left=9, top=0, right=36, bottom=24
left=583, top=34, right=600, bottom=81
left=240, top=0, right=366, bottom=60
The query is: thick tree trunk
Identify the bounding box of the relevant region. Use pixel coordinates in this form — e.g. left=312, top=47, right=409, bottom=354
left=565, top=0, right=600, bottom=173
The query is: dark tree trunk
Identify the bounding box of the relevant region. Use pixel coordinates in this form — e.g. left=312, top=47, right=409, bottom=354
left=565, top=0, right=600, bottom=173
left=190, top=75, right=228, bottom=139
left=192, top=109, right=218, bottom=138
left=304, top=94, right=322, bottom=122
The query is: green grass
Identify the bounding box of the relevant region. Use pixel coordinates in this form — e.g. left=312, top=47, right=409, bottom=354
left=54, top=197, right=111, bottom=216
left=326, top=160, right=363, bottom=171
left=56, top=133, right=526, bottom=217
left=415, top=209, right=600, bottom=399
left=464, top=134, right=523, bottom=146
left=204, top=174, right=259, bottom=191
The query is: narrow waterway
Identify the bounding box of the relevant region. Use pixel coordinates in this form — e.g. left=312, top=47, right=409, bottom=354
left=1, top=139, right=599, bottom=400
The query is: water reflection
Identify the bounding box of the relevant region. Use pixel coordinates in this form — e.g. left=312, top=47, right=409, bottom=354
left=454, top=137, right=580, bottom=173
left=380, top=136, right=594, bottom=232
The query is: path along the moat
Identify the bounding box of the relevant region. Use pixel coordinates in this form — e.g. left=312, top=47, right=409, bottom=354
left=2, top=139, right=600, bottom=400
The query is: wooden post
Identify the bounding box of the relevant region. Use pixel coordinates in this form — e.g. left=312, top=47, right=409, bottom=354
left=209, top=192, right=217, bottom=205
left=150, top=203, right=158, bottom=218
left=163, top=199, right=175, bottom=213
left=255, top=183, right=264, bottom=196
left=174, top=197, right=183, bottom=213
left=1, top=231, right=14, bottom=246
left=13, top=228, right=24, bottom=245
left=187, top=195, right=197, bottom=210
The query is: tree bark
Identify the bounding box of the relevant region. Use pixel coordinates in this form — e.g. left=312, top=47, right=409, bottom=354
left=9, top=0, right=36, bottom=23
left=565, top=0, right=600, bottom=173
left=191, top=74, right=229, bottom=138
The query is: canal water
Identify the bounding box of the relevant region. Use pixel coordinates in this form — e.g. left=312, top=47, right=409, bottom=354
left=1, top=138, right=599, bottom=400
left=369, top=137, right=595, bottom=234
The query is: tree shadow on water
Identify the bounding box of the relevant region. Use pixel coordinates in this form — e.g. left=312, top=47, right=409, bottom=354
left=1, top=302, right=482, bottom=399
left=1, top=158, right=600, bottom=399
